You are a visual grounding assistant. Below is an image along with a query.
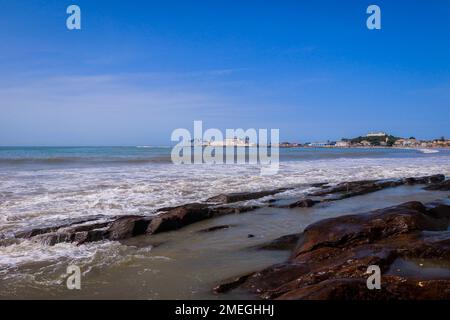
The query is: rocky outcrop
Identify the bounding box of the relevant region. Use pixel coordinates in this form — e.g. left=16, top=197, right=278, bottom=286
left=147, top=203, right=211, bottom=234
left=267, top=174, right=446, bottom=208
left=402, top=174, right=445, bottom=185
left=216, top=201, right=450, bottom=300
left=206, top=188, right=290, bottom=204
left=424, top=179, right=450, bottom=191
left=13, top=215, right=110, bottom=239
left=308, top=174, right=445, bottom=201
left=9, top=202, right=260, bottom=246
left=30, top=216, right=153, bottom=246
left=271, top=198, right=318, bottom=209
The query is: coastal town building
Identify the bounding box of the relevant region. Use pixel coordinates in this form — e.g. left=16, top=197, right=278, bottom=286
left=335, top=141, right=350, bottom=147
left=208, top=137, right=256, bottom=147
left=366, top=132, right=387, bottom=137
left=394, top=138, right=419, bottom=147
left=279, top=142, right=301, bottom=148
left=278, top=133, right=448, bottom=149
left=308, top=141, right=335, bottom=147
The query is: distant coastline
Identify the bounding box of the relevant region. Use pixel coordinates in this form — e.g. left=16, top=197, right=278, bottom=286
left=277, top=131, right=449, bottom=149
left=279, top=145, right=449, bottom=150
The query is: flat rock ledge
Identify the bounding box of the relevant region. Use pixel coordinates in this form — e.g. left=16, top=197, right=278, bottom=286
left=206, top=188, right=291, bottom=204
left=214, top=200, right=450, bottom=300
left=7, top=203, right=256, bottom=246
left=269, top=174, right=446, bottom=208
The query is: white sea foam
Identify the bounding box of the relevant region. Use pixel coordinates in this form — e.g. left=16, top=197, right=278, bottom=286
left=0, top=156, right=449, bottom=272
left=418, top=148, right=439, bottom=154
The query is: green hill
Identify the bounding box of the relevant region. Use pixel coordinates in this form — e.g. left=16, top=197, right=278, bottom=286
left=343, top=135, right=401, bottom=146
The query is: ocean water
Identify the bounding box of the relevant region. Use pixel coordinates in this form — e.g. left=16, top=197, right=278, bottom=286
left=0, top=146, right=449, bottom=295
left=1, top=146, right=449, bottom=232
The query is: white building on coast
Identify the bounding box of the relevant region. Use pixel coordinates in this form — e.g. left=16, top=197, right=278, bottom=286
left=366, top=132, right=387, bottom=137
left=207, top=137, right=256, bottom=147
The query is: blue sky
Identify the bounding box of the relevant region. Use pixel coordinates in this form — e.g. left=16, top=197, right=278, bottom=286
left=0, top=0, right=449, bottom=145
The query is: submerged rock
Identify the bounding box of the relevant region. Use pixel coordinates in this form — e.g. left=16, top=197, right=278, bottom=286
left=197, top=225, right=232, bottom=233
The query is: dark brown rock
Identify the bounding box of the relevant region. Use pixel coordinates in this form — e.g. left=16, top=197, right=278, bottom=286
left=197, top=225, right=231, bottom=233
left=425, top=201, right=450, bottom=220
left=292, top=201, right=443, bottom=256
left=219, top=201, right=450, bottom=300
left=13, top=215, right=110, bottom=239
left=107, top=216, right=153, bottom=240
left=74, top=229, right=109, bottom=245
left=403, top=174, right=445, bottom=185
left=258, top=234, right=301, bottom=250
left=423, top=179, right=450, bottom=191
left=31, top=216, right=152, bottom=245
left=8, top=200, right=261, bottom=245
left=213, top=273, right=253, bottom=294
left=147, top=203, right=212, bottom=234
left=308, top=180, right=380, bottom=197
left=284, top=199, right=318, bottom=208
left=310, top=182, right=328, bottom=188
left=275, top=276, right=450, bottom=300
left=206, top=188, right=290, bottom=204
left=308, top=175, right=445, bottom=201
left=209, top=205, right=260, bottom=216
